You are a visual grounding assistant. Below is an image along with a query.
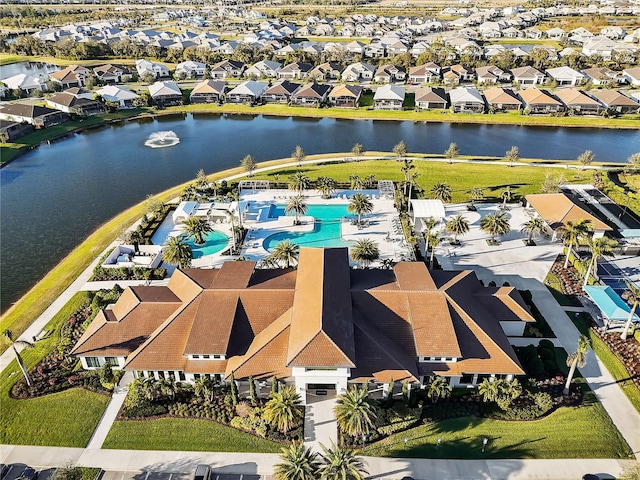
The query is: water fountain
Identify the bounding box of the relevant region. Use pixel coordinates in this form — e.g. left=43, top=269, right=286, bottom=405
left=144, top=131, right=180, bottom=148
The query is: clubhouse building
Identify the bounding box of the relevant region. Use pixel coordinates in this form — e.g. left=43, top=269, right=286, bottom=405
left=72, top=247, right=534, bottom=400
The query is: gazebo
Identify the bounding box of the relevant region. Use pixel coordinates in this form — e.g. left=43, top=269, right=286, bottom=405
left=583, top=285, right=639, bottom=330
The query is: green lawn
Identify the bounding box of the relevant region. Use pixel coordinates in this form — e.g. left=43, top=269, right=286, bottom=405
left=0, top=293, right=110, bottom=447
left=103, top=418, right=283, bottom=452
left=362, top=397, right=629, bottom=459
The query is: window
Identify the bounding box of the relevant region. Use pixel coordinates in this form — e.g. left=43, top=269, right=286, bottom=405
left=213, top=354, right=222, bottom=359
left=202, top=355, right=210, bottom=359
left=192, top=355, right=200, bottom=359
left=158, top=371, right=165, bottom=379
left=460, top=374, right=474, bottom=384
left=86, top=357, right=100, bottom=368
left=193, top=374, right=201, bottom=380
left=105, top=357, right=119, bottom=366
left=178, top=371, right=186, bottom=381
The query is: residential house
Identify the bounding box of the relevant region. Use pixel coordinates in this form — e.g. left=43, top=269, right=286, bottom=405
left=0, top=120, right=34, bottom=141
left=510, top=66, right=545, bottom=85
left=93, top=64, right=131, bottom=84
left=545, top=66, right=585, bottom=86
left=345, top=40, right=366, bottom=55
left=210, top=60, right=244, bottom=79
left=342, top=62, right=376, bottom=82
left=277, top=62, right=314, bottom=81
left=175, top=61, right=206, bottom=79
left=475, top=66, right=510, bottom=84
left=545, top=27, right=565, bottom=39
left=449, top=87, right=485, bottom=113
left=148, top=81, right=182, bottom=107
left=408, top=63, right=441, bottom=84
left=328, top=84, right=363, bottom=108
left=581, top=37, right=617, bottom=60
left=225, top=81, right=268, bottom=105
left=49, top=65, right=91, bottom=89
left=518, top=88, right=564, bottom=113
left=483, top=87, right=522, bottom=111
left=135, top=59, right=170, bottom=79
left=189, top=80, right=226, bottom=104
left=95, top=85, right=140, bottom=109
left=581, top=67, right=626, bottom=86
left=568, top=27, right=595, bottom=44
left=308, top=62, right=343, bottom=82
left=46, top=88, right=106, bottom=116
left=71, top=247, right=534, bottom=393
left=261, top=80, right=301, bottom=103
left=0, top=103, right=68, bottom=128
left=373, top=85, right=405, bottom=110
left=588, top=89, right=639, bottom=114
left=623, top=68, right=640, bottom=86
left=554, top=88, right=602, bottom=114
left=414, top=87, right=448, bottom=110
left=290, top=83, right=332, bottom=106
left=245, top=60, right=282, bottom=79
left=374, top=64, right=406, bottom=83
left=1, top=74, right=47, bottom=95
left=449, top=65, right=475, bottom=82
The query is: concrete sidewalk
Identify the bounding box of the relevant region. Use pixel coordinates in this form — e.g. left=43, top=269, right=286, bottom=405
left=86, top=371, right=134, bottom=449
left=303, top=393, right=337, bottom=452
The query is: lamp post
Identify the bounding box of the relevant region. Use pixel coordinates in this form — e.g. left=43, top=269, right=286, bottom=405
left=437, top=437, right=442, bottom=448
left=404, top=438, right=408, bottom=449
left=362, top=435, right=367, bottom=447
left=482, top=437, right=488, bottom=453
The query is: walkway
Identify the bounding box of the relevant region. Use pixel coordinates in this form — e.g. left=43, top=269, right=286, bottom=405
left=86, top=371, right=134, bottom=449
left=303, top=392, right=338, bottom=452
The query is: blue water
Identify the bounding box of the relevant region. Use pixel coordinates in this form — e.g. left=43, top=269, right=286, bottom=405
left=263, top=203, right=352, bottom=251
left=185, top=231, right=229, bottom=258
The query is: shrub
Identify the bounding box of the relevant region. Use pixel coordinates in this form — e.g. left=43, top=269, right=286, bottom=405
left=235, top=401, right=253, bottom=418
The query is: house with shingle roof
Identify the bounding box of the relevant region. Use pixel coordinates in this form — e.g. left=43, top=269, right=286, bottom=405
left=415, top=87, right=448, bottom=110
left=581, top=67, right=626, bottom=86
left=546, top=66, right=585, bottom=86
left=96, top=85, right=140, bottom=109
left=72, top=247, right=533, bottom=398
left=518, top=88, right=564, bottom=113
left=408, top=63, right=441, bottom=84
left=49, top=65, right=91, bottom=89
left=374, top=85, right=405, bottom=110
left=226, top=81, right=268, bottom=105
left=554, top=88, right=602, bottom=114
left=374, top=64, right=406, bottom=83
left=483, top=87, right=522, bottom=111
left=510, top=66, right=545, bottom=85
left=449, top=86, right=485, bottom=113
left=290, top=83, right=332, bottom=106
left=148, top=80, right=182, bottom=107
left=308, top=62, right=343, bottom=81
left=588, top=89, right=639, bottom=114
left=342, top=62, right=376, bottom=82
left=261, top=80, right=301, bottom=103
left=1, top=74, right=47, bottom=95
left=623, top=67, right=640, bottom=86
left=93, top=64, right=132, bottom=84
left=210, top=60, right=244, bottom=79
left=245, top=60, right=282, bottom=78
left=328, top=84, right=363, bottom=108
left=0, top=103, right=68, bottom=128
left=189, top=80, right=226, bottom=104
left=46, top=88, right=106, bottom=116
left=277, top=62, right=314, bottom=81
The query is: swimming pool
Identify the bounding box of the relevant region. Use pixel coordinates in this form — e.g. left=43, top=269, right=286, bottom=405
left=263, top=203, right=352, bottom=251
left=186, top=231, right=229, bottom=258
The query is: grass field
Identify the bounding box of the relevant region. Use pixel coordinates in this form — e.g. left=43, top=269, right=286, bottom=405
left=102, top=418, right=282, bottom=452
left=0, top=292, right=110, bottom=447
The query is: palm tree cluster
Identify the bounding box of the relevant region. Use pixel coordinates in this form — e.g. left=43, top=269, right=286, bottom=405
left=520, top=216, right=546, bottom=246
left=334, top=386, right=377, bottom=438
left=478, top=378, right=523, bottom=410
left=557, top=219, right=593, bottom=269
left=263, top=386, right=304, bottom=434
left=263, top=240, right=300, bottom=269
left=350, top=239, right=380, bottom=268
left=480, top=211, right=511, bottom=244
left=275, top=441, right=368, bottom=480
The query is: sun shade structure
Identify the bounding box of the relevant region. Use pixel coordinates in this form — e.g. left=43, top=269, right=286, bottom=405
left=525, top=193, right=612, bottom=232
left=409, top=199, right=446, bottom=227
left=584, top=285, right=640, bottom=322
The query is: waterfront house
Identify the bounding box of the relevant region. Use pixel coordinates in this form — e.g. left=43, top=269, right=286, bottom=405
left=1, top=74, right=47, bottom=95
left=95, top=85, right=140, bottom=109
left=49, top=65, right=91, bottom=89
left=148, top=81, right=182, bottom=107
left=554, top=88, right=602, bottom=114
left=374, top=85, right=405, bottom=110
left=210, top=60, right=245, bottom=79
left=261, top=80, right=301, bottom=103
left=518, top=88, right=564, bottom=113
left=328, top=84, right=363, bottom=108
left=510, top=66, right=545, bottom=85
left=225, top=81, right=268, bottom=105
left=414, top=87, right=448, bottom=110
left=588, top=89, right=639, bottom=114
left=290, top=83, right=332, bottom=106
left=71, top=247, right=534, bottom=399
left=0, top=120, right=34, bottom=141
left=0, top=103, right=68, bottom=128
left=483, top=87, right=522, bottom=111
left=189, top=80, right=226, bottom=104
left=46, top=88, right=106, bottom=116
left=449, top=87, right=485, bottom=113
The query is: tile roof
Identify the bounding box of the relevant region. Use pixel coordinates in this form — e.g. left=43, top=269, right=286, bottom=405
left=525, top=193, right=612, bottom=230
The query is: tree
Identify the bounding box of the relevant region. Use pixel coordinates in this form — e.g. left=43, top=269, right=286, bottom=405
left=444, top=142, right=459, bottom=163
left=334, top=386, right=377, bottom=438
left=557, top=219, right=593, bottom=269
left=365, top=175, right=377, bottom=188
left=564, top=335, right=591, bottom=395
left=274, top=442, right=319, bottom=480
left=505, top=146, right=520, bottom=167
left=469, top=187, right=484, bottom=208
left=445, top=214, right=470, bottom=244
left=351, top=143, right=364, bottom=161
left=52, top=462, right=84, bottom=480
left=348, top=193, right=373, bottom=225
left=407, top=172, right=420, bottom=200
left=292, top=145, right=306, bottom=166
left=182, top=216, right=213, bottom=245
left=285, top=194, right=308, bottom=225
left=350, top=239, right=380, bottom=268
left=426, top=376, right=452, bottom=403
left=195, top=168, right=209, bottom=190
left=520, top=216, right=546, bottom=245
left=480, top=211, right=511, bottom=243
left=393, top=140, right=407, bottom=161
left=577, top=150, right=595, bottom=171
left=3, top=330, right=33, bottom=386
left=157, top=376, right=177, bottom=400
left=194, top=376, right=215, bottom=402
left=623, top=152, right=640, bottom=176
left=288, top=172, right=310, bottom=194
left=229, top=370, right=239, bottom=405
left=263, top=386, right=303, bottom=434
left=316, top=177, right=337, bottom=199
left=478, top=378, right=522, bottom=410
left=162, top=236, right=193, bottom=268
left=400, top=157, right=415, bottom=195
left=249, top=374, right=258, bottom=406
left=241, top=154, right=257, bottom=176
left=431, top=182, right=452, bottom=203
left=621, top=281, right=640, bottom=341
left=425, top=230, right=440, bottom=269
left=349, top=175, right=365, bottom=191
left=272, top=240, right=300, bottom=268
left=501, top=186, right=512, bottom=208
left=584, top=236, right=618, bottom=286
left=318, top=441, right=368, bottom=480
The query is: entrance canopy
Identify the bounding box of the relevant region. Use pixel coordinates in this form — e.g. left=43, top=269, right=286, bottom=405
left=584, top=285, right=639, bottom=322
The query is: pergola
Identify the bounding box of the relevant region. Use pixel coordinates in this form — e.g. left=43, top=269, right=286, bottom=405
left=409, top=199, right=446, bottom=231
left=584, top=285, right=639, bottom=329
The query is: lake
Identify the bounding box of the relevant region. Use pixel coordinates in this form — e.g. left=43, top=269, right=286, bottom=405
left=1, top=113, right=639, bottom=311
left=1, top=61, right=60, bottom=79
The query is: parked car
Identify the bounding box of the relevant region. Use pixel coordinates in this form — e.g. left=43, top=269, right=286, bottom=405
left=0, top=464, right=9, bottom=480
left=193, top=465, right=210, bottom=480
left=17, top=467, right=37, bottom=480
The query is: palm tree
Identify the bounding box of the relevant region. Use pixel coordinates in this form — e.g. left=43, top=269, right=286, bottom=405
left=623, top=152, right=640, bottom=176
left=393, top=140, right=407, bottom=161
left=470, top=187, right=484, bottom=205
left=557, top=219, right=593, bottom=269
left=225, top=209, right=238, bottom=248
left=478, top=378, right=500, bottom=403
left=505, top=145, right=519, bottom=167
left=3, top=330, right=33, bottom=386
left=480, top=211, right=511, bottom=243
left=263, top=386, right=303, bottom=434
left=162, top=235, right=193, bottom=268
left=182, top=216, right=213, bottom=245
left=288, top=172, right=310, bottom=194
left=349, top=175, right=365, bottom=191
left=285, top=194, right=308, bottom=225
left=318, top=441, right=368, bottom=480
left=350, top=239, right=380, bottom=268
left=365, top=174, right=377, bottom=188
left=426, top=376, right=452, bottom=403
left=444, top=142, right=459, bottom=163
left=577, top=150, right=595, bottom=170
left=275, top=442, right=319, bottom=480
left=520, top=216, right=546, bottom=245
left=407, top=172, right=420, bottom=200
left=584, top=236, right=618, bottom=286
left=292, top=145, right=306, bottom=166
left=500, top=186, right=512, bottom=208
left=445, top=214, right=470, bottom=244
left=194, top=376, right=215, bottom=402
left=425, top=230, right=440, bottom=268
left=431, top=182, right=452, bottom=202
left=400, top=157, right=415, bottom=195
left=272, top=240, right=300, bottom=268
left=351, top=143, right=364, bottom=161
left=564, top=335, right=591, bottom=395
left=316, top=177, right=337, bottom=199
left=334, top=386, right=377, bottom=438
left=241, top=154, right=257, bottom=176
left=195, top=168, right=209, bottom=190
left=348, top=193, right=373, bottom=225
left=621, top=281, right=640, bottom=341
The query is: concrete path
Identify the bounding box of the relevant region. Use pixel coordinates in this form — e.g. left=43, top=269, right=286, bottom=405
left=86, top=371, right=134, bottom=449
left=303, top=393, right=338, bottom=452
left=0, top=445, right=635, bottom=479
